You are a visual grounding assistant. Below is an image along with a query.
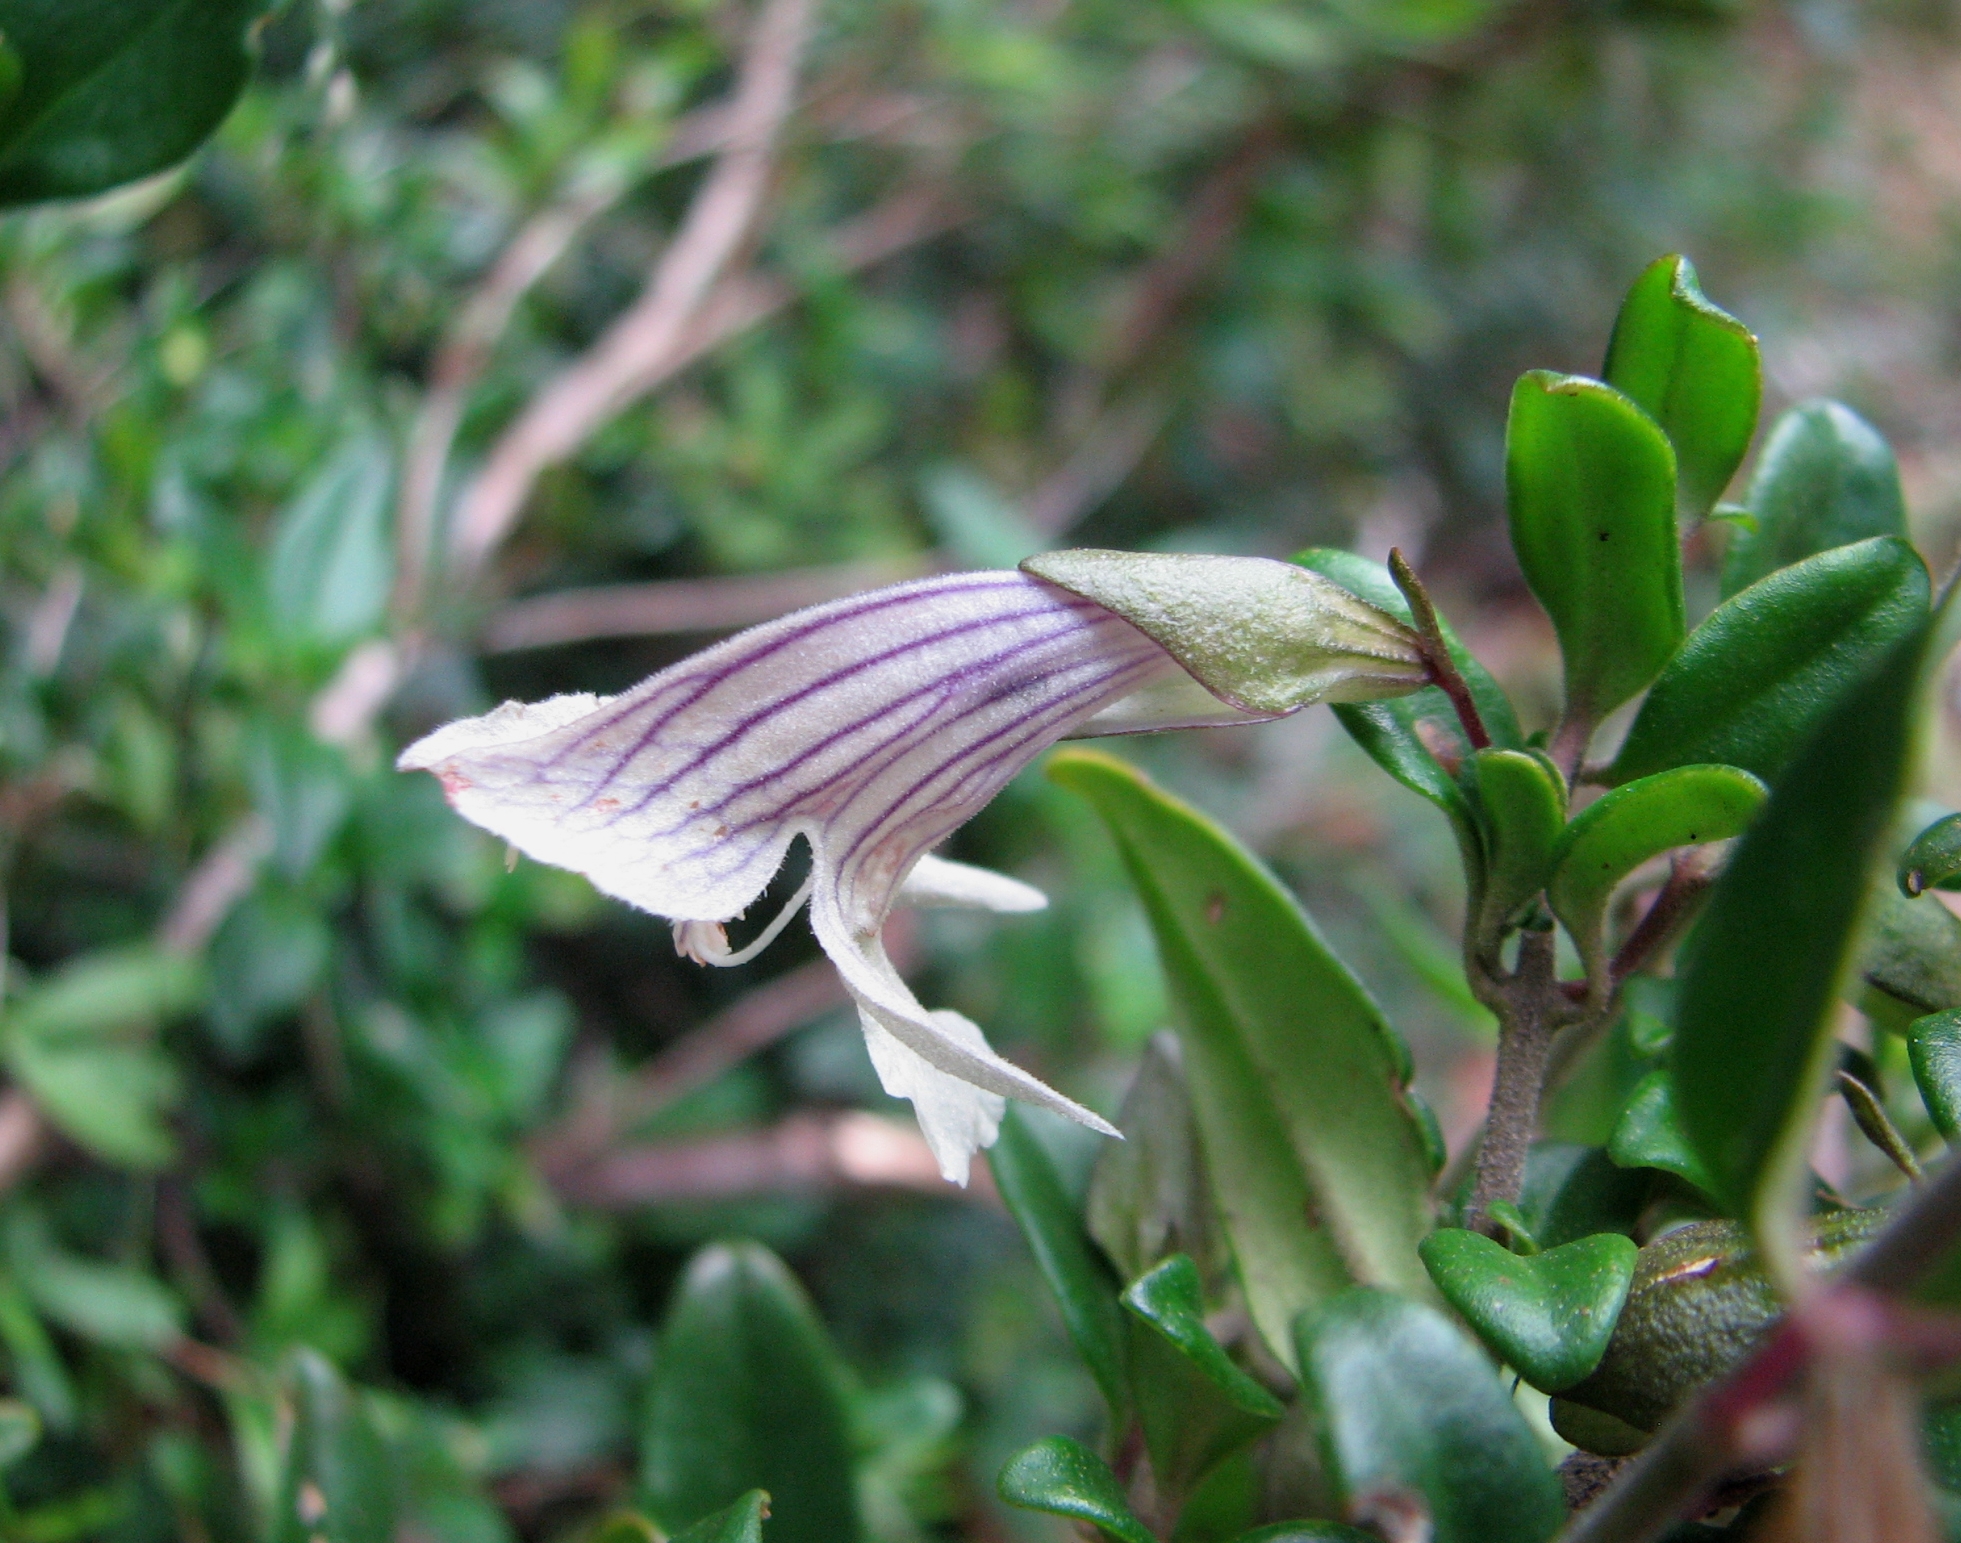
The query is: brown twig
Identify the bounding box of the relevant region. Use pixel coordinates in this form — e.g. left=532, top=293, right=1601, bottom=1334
left=157, top=817, right=272, bottom=956
left=391, top=104, right=737, bottom=621
left=1465, top=927, right=1560, bottom=1230
left=1389, top=548, right=1491, bottom=752
left=555, top=1110, right=994, bottom=1206
left=447, top=0, right=816, bottom=584
left=483, top=555, right=945, bottom=651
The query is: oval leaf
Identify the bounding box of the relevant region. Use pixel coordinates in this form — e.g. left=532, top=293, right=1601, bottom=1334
left=1606, top=1069, right=1715, bottom=1196
left=1910, top=1011, right=1961, bottom=1143
left=641, top=1243, right=861, bottom=1543
left=997, top=1436, right=1155, bottom=1543
left=1050, top=750, right=1436, bottom=1371
left=0, top=0, right=262, bottom=206
left=1672, top=605, right=1939, bottom=1282
left=1857, top=885, right=1961, bottom=1026
left=273, top=1351, right=398, bottom=1543
left=1469, top=748, right=1566, bottom=944
left=1298, top=1288, right=1565, bottom=1543
left=989, top=1107, right=1128, bottom=1422
left=1547, top=765, right=1766, bottom=994
left=1024, top=550, right=1429, bottom=716
left=1506, top=371, right=1683, bottom=725
left=1610, top=536, right=1929, bottom=786
left=1087, top=1033, right=1224, bottom=1291
left=1723, top=399, right=1907, bottom=597
left=1603, top=254, right=1762, bottom=520
left=1418, top=1228, right=1636, bottom=1393
left=1901, top=812, right=1961, bottom=897
left=1121, top=1255, right=1284, bottom=1505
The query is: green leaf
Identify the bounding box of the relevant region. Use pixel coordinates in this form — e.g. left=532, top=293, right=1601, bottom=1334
left=0, top=1273, right=73, bottom=1430
left=1671, top=607, right=1937, bottom=1281
left=1900, top=813, right=1961, bottom=896
left=1087, top=1033, right=1224, bottom=1294
left=1024, top=550, right=1429, bottom=716
left=671, top=1493, right=769, bottom=1543
left=1608, top=1070, right=1716, bottom=1196
left=1505, top=371, right=1683, bottom=726
left=641, top=1242, right=860, bottom=1543
left=0, top=1398, right=40, bottom=1469
left=1856, top=885, right=1961, bottom=1024
left=1547, top=765, right=1766, bottom=993
left=1603, top=254, right=1762, bottom=520
left=997, top=1436, right=1154, bottom=1543
left=990, top=1107, right=1128, bottom=1421
left=1121, top=1256, right=1284, bottom=1506
left=1722, top=400, right=1907, bottom=597
left=7, top=945, right=205, bottom=1042
left=1467, top=748, right=1566, bottom=943
left=4, top=1209, right=184, bottom=1352
left=208, top=890, right=333, bottom=1059
left=1417, top=1229, right=1636, bottom=1393
left=1518, top=1144, right=1651, bottom=1251
left=273, top=1351, right=398, bottom=1543
left=0, top=0, right=262, bottom=206
left=1909, top=1012, right=1961, bottom=1142
left=7, top=1034, right=179, bottom=1168
left=1050, top=750, right=1436, bottom=1372
left=266, top=433, right=396, bottom=646
left=1293, top=547, right=1522, bottom=878
left=1227, top=1527, right=1377, bottom=1542
left=1610, top=537, right=1929, bottom=787
left=1298, top=1288, right=1565, bottom=1543
left=590, top=1515, right=664, bottom=1543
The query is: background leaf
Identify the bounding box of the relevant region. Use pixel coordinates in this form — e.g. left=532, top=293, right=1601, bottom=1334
left=1051, top=750, right=1436, bottom=1371
left=0, top=0, right=261, bottom=205
left=640, top=1242, right=860, bottom=1543
left=265, top=433, right=397, bottom=646
left=1722, top=399, right=1907, bottom=596
left=996, top=1436, right=1155, bottom=1543
left=1299, top=1288, right=1564, bottom=1543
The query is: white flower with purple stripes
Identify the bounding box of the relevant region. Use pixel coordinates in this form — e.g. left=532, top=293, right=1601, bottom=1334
left=398, top=558, right=1428, bottom=1183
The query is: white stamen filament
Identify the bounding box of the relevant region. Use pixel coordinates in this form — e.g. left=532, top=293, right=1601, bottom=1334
left=673, top=873, right=816, bottom=967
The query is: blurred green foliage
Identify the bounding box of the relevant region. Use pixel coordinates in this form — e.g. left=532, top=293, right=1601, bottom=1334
left=1, top=0, right=1959, bottom=1535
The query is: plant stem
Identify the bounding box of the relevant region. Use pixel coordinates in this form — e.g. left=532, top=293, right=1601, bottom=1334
left=1388, top=549, right=1491, bottom=752
left=1465, top=928, right=1559, bottom=1230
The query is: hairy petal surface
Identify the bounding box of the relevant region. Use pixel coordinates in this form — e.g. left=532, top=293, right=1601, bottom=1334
left=399, top=571, right=1170, bottom=1180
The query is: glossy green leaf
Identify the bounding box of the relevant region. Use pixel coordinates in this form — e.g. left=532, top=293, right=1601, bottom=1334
left=1603, top=254, right=1761, bottom=520
left=990, top=1106, right=1128, bottom=1421
left=1294, top=547, right=1522, bottom=876
left=1900, top=813, right=1961, bottom=896
left=1122, top=1255, right=1284, bottom=1505
left=590, top=1515, right=663, bottom=1543
left=997, top=1436, right=1154, bottom=1543
left=1506, top=371, right=1683, bottom=725
left=0, top=0, right=262, bottom=206
left=1672, top=608, right=1935, bottom=1281
left=1417, top=1228, right=1636, bottom=1393
left=0, top=1398, right=40, bottom=1469
left=1025, top=549, right=1429, bottom=716
left=1469, top=748, right=1566, bottom=943
left=1298, top=1288, right=1565, bottom=1543
left=1856, top=885, right=1961, bottom=1025
left=1607, top=1070, right=1715, bottom=1196
left=1547, top=765, right=1766, bottom=993
left=641, top=1242, right=860, bottom=1543
left=1051, top=750, right=1436, bottom=1371
left=1087, top=1033, right=1224, bottom=1294
left=1909, top=1012, right=1961, bottom=1143
left=1723, top=399, right=1907, bottom=597
left=671, top=1493, right=769, bottom=1543
left=266, top=433, right=396, bottom=646
left=1610, top=537, right=1929, bottom=786
left=272, top=1351, right=398, bottom=1543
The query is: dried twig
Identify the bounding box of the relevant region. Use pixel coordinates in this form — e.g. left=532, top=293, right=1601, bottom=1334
left=156, top=816, right=272, bottom=956
left=392, top=104, right=737, bottom=619
left=557, top=1110, right=991, bottom=1206
left=447, top=0, right=816, bottom=583
left=484, top=554, right=944, bottom=651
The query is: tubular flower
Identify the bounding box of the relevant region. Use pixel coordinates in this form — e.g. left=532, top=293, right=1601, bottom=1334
left=398, top=562, right=1427, bottom=1182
